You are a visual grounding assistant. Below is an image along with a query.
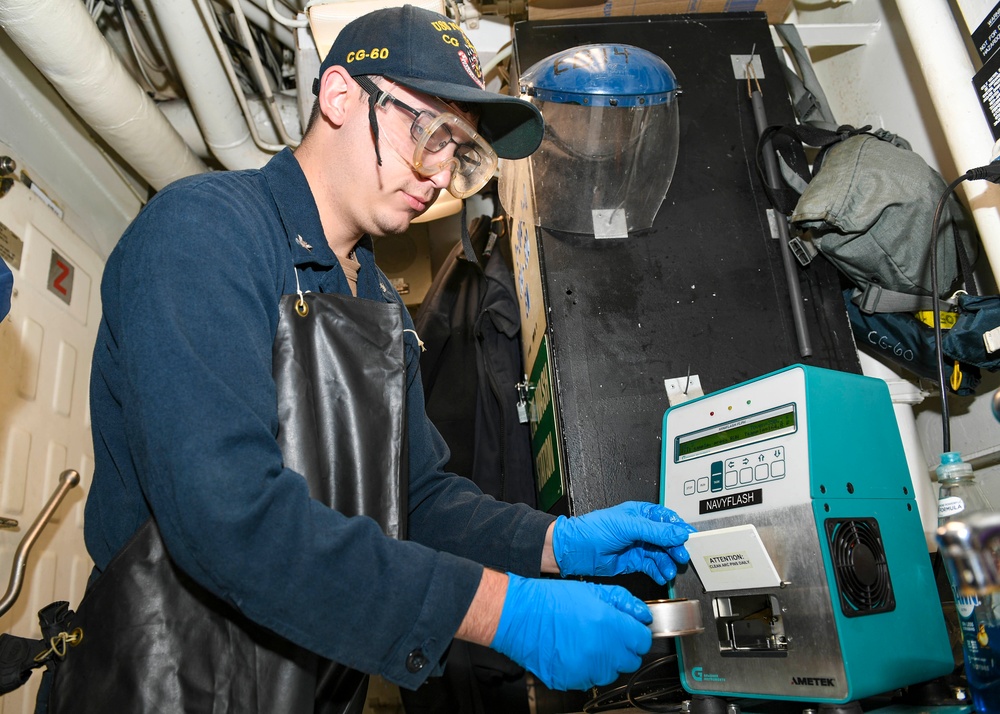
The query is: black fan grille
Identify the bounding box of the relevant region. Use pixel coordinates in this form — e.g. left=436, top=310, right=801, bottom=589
left=824, top=518, right=896, bottom=618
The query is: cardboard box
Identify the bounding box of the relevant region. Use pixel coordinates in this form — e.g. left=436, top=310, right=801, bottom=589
left=527, top=0, right=791, bottom=24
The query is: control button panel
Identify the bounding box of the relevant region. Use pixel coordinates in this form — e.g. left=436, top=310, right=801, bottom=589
left=683, top=445, right=786, bottom=496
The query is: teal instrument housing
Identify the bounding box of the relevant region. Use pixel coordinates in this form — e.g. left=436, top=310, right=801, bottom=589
left=660, top=364, right=952, bottom=703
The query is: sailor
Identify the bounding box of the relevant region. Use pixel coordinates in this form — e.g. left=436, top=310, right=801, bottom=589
left=49, top=6, right=695, bottom=712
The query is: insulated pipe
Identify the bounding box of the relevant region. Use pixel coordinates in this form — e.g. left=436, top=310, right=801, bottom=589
left=228, top=0, right=299, bottom=146
left=0, top=0, right=206, bottom=190
left=120, top=0, right=173, bottom=81
left=239, top=0, right=297, bottom=48
left=130, top=0, right=294, bottom=59
left=159, top=94, right=301, bottom=159
left=148, top=0, right=276, bottom=169
left=857, top=351, right=938, bottom=551
left=158, top=100, right=211, bottom=158
left=895, top=0, right=1000, bottom=288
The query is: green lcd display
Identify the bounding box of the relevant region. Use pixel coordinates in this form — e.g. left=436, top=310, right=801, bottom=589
left=677, top=405, right=796, bottom=460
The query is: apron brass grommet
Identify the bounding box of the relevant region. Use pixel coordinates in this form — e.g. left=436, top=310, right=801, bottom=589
left=295, top=298, right=309, bottom=317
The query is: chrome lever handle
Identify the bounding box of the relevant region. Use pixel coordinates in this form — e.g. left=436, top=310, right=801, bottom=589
left=0, top=470, right=80, bottom=618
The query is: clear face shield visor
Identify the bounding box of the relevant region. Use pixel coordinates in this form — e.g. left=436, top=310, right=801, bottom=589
left=501, top=44, right=680, bottom=237
left=359, top=78, right=499, bottom=199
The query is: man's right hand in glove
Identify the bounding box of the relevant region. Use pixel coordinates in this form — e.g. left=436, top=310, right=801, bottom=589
left=456, top=569, right=653, bottom=691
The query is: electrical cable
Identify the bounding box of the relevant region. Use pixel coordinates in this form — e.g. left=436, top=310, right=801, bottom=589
left=930, top=174, right=965, bottom=453
left=249, top=23, right=284, bottom=92
left=930, top=162, right=1000, bottom=453
left=114, top=0, right=169, bottom=99
left=115, top=0, right=166, bottom=71
left=582, top=655, right=688, bottom=713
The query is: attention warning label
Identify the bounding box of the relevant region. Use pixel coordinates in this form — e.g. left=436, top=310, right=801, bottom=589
left=704, top=551, right=753, bottom=572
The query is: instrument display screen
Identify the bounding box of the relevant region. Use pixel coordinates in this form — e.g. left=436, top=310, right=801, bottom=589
left=676, top=403, right=796, bottom=461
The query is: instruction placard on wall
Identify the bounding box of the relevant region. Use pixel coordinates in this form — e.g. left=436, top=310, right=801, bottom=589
left=974, top=56, right=1000, bottom=140
left=0, top=221, right=23, bottom=270
left=960, top=1, right=1000, bottom=139
left=957, top=0, right=1000, bottom=61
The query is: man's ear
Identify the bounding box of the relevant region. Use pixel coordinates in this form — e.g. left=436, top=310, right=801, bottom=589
left=317, top=65, right=355, bottom=127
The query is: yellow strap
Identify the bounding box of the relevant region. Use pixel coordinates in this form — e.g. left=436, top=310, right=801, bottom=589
left=915, top=310, right=958, bottom=329
left=951, top=362, right=963, bottom=393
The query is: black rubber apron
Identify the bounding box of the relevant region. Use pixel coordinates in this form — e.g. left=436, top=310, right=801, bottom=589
left=46, top=290, right=408, bottom=714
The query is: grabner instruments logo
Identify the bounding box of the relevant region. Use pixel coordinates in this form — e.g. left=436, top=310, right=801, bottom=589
left=691, top=667, right=725, bottom=683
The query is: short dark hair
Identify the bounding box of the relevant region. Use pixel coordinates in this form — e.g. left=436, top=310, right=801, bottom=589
left=304, top=96, right=321, bottom=135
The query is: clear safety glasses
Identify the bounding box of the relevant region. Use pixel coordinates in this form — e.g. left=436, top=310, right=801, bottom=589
left=358, top=77, right=498, bottom=199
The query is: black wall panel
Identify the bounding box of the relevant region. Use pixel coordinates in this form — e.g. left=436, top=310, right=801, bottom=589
left=513, top=13, right=861, bottom=517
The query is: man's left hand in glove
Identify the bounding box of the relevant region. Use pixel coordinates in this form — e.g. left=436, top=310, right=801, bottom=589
left=545, top=501, right=697, bottom=584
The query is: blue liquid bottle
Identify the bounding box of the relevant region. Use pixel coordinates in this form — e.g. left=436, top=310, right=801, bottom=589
left=938, top=451, right=1000, bottom=713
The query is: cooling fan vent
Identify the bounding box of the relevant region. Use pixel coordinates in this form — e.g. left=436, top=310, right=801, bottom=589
left=824, top=518, right=896, bottom=618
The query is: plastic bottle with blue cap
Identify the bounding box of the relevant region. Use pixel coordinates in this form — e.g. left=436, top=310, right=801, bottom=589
left=937, top=451, right=1000, bottom=713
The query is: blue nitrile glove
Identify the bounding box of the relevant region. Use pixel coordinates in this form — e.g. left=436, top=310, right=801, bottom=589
left=491, top=573, right=653, bottom=691
left=552, top=501, right=697, bottom=584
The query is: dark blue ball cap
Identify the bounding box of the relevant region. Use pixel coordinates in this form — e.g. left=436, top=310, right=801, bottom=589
left=314, top=4, right=543, bottom=160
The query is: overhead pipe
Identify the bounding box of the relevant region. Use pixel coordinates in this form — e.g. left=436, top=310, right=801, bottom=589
left=0, top=0, right=206, bottom=190
left=262, top=0, right=309, bottom=28
left=227, top=0, right=299, bottom=147
left=159, top=94, right=302, bottom=159
left=239, top=0, right=297, bottom=47
left=148, top=0, right=276, bottom=168
left=895, top=0, right=1000, bottom=288
left=130, top=0, right=294, bottom=61
left=158, top=100, right=211, bottom=158
left=116, top=0, right=173, bottom=92
left=191, top=0, right=284, bottom=153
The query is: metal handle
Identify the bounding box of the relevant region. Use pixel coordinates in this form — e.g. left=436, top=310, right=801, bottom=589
left=0, top=470, right=80, bottom=618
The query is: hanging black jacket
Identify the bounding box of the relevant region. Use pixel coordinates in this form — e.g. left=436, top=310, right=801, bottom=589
left=415, top=213, right=536, bottom=508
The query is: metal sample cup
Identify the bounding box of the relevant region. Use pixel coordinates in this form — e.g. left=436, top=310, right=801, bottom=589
left=646, top=598, right=704, bottom=638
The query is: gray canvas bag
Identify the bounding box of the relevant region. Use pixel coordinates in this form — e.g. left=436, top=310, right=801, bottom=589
left=791, top=129, right=978, bottom=314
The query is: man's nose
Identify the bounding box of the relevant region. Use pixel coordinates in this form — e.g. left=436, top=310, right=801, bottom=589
left=423, top=161, right=455, bottom=191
